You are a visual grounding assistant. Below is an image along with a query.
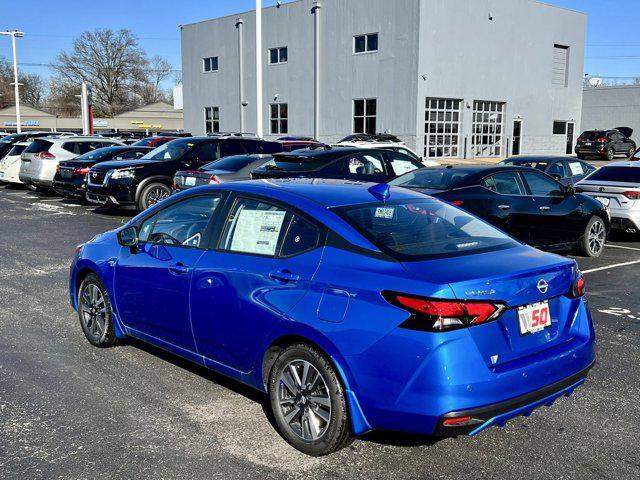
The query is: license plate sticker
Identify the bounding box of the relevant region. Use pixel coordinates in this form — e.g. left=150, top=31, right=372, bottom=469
left=595, top=196, right=610, bottom=207
left=518, top=301, right=551, bottom=335
left=184, top=177, right=196, bottom=186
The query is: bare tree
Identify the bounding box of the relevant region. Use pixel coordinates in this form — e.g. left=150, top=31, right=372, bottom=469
left=52, top=29, right=149, bottom=117
left=0, top=56, right=47, bottom=109
left=135, top=55, right=173, bottom=104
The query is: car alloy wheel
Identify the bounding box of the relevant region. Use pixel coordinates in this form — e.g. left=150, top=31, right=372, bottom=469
left=277, top=359, right=332, bottom=442
left=587, top=218, right=606, bottom=256
left=146, top=185, right=170, bottom=207
left=627, top=147, right=635, bottom=158
left=78, top=274, right=117, bottom=347
left=606, top=148, right=615, bottom=161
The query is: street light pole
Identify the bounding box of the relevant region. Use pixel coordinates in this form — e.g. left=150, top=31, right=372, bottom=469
left=0, top=31, right=25, bottom=133
left=255, top=0, right=263, bottom=138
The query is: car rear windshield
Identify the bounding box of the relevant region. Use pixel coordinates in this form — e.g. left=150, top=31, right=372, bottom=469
left=579, top=131, right=605, bottom=141
left=586, top=167, right=640, bottom=183
left=7, top=144, right=27, bottom=156
left=256, top=155, right=329, bottom=172
left=142, top=139, right=193, bottom=161
left=24, top=140, right=53, bottom=154
left=388, top=169, right=471, bottom=191
left=203, top=155, right=263, bottom=172
left=333, top=199, right=517, bottom=261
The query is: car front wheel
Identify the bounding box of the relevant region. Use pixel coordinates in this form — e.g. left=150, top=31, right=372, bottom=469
left=138, top=182, right=171, bottom=211
left=77, top=273, right=117, bottom=347
left=268, top=344, right=352, bottom=456
left=579, top=216, right=606, bottom=258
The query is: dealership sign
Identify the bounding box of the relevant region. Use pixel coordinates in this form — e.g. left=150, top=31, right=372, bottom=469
left=4, top=120, right=40, bottom=127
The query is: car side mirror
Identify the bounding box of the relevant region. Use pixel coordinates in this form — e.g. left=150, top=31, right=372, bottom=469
left=565, top=184, right=575, bottom=196
left=551, top=174, right=562, bottom=181
left=118, top=226, right=139, bottom=253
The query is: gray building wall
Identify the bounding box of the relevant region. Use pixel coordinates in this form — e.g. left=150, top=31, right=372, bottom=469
left=582, top=85, right=640, bottom=142
left=181, top=0, right=586, bottom=158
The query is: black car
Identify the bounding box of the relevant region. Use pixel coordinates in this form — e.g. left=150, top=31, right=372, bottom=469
left=389, top=165, right=610, bottom=257
left=0, top=131, right=60, bottom=160
left=86, top=137, right=282, bottom=211
left=501, top=156, right=596, bottom=185
left=174, top=154, right=274, bottom=191
left=52, top=146, right=153, bottom=199
left=250, top=147, right=424, bottom=182
left=575, top=128, right=635, bottom=160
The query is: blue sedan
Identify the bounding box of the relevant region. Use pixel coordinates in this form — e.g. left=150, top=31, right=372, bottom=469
left=69, top=179, right=595, bottom=456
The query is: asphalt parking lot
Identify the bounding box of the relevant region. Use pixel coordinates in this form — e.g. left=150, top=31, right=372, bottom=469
left=1, top=185, right=639, bottom=480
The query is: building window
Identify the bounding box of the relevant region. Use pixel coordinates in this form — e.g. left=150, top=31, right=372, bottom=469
left=553, top=121, right=567, bottom=135
left=353, top=99, right=377, bottom=134
left=205, top=107, right=220, bottom=133
left=353, top=33, right=378, bottom=54
left=471, top=101, right=505, bottom=158
left=203, top=57, right=219, bottom=73
left=269, top=47, right=288, bottom=65
left=270, top=103, right=288, bottom=134
left=424, top=98, right=462, bottom=159
left=552, top=45, right=569, bottom=87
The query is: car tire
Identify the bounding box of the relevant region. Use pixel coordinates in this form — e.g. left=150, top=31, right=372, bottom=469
left=606, top=147, right=615, bottom=161
left=268, top=343, right=352, bottom=456
left=137, top=182, right=171, bottom=211
left=77, top=273, right=117, bottom=348
left=578, top=216, right=606, bottom=258
left=627, top=146, right=635, bottom=158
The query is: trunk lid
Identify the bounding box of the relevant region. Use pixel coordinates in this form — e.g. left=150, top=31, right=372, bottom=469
left=400, top=246, right=578, bottom=368
left=577, top=180, right=639, bottom=210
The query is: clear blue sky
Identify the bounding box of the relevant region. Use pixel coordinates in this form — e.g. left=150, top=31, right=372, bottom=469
left=1, top=0, right=639, bottom=82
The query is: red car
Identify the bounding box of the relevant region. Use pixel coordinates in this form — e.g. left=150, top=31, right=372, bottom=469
left=132, top=136, right=177, bottom=148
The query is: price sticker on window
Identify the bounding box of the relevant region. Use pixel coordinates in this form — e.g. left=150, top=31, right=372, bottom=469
left=375, top=207, right=395, bottom=219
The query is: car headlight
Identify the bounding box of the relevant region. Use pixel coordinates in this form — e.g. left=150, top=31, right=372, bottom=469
left=110, top=168, right=136, bottom=180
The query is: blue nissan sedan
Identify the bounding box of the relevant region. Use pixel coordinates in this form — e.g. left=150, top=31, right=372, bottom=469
left=69, top=179, right=595, bottom=456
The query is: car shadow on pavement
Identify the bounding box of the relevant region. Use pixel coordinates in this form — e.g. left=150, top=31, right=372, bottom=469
left=90, top=206, right=137, bottom=218
left=121, top=337, right=445, bottom=449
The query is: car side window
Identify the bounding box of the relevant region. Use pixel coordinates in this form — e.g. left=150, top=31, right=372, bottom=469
left=138, top=195, right=222, bottom=248
left=280, top=215, right=321, bottom=257
left=183, top=142, right=219, bottom=164
left=62, top=142, right=83, bottom=154
left=384, top=152, right=423, bottom=176
left=343, top=153, right=386, bottom=176
left=546, top=162, right=566, bottom=178
left=482, top=172, right=526, bottom=195
left=521, top=172, right=564, bottom=197
left=220, top=141, right=247, bottom=157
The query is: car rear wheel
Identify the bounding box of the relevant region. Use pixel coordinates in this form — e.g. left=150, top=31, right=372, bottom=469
left=138, top=182, right=171, bottom=211
left=579, top=216, right=606, bottom=258
left=77, top=273, right=117, bottom=348
left=268, top=344, right=352, bottom=456
left=576, top=153, right=586, bottom=160
left=605, top=147, right=615, bottom=161
left=627, top=146, right=635, bottom=158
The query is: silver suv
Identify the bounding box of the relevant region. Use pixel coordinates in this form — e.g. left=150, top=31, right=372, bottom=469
left=576, top=161, right=640, bottom=233
left=19, top=136, right=123, bottom=191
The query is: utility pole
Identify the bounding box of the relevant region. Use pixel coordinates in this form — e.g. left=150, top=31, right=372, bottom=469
left=255, top=0, right=263, bottom=137
left=312, top=2, right=321, bottom=140
left=0, top=31, right=25, bottom=133
left=236, top=18, right=245, bottom=133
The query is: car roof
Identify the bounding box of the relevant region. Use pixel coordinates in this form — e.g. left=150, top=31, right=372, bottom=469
left=504, top=155, right=570, bottom=163
left=274, top=146, right=389, bottom=158
left=599, top=161, right=640, bottom=168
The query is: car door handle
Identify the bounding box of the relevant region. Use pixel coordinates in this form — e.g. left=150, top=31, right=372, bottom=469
left=168, top=263, right=190, bottom=275
left=498, top=205, right=511, bottom=210
left=269, top=270, right=300, bottom=283
left=539, top=206, right=551, bottom=211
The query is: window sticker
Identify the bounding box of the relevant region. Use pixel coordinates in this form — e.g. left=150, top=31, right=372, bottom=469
left=230, top=210, right=287, bottom=255
left=375, top=207, right=395, bottom=219
left=568, top=162, right=584, bottom=175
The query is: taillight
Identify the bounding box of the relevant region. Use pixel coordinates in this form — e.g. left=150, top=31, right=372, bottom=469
left=172, top=179, right=177, bottom=189
left=36, top=152, right=55, bottom=159
left=73, top=166, right=90, bottom=175
left=596, top=137, right=606, bottom=143
left=450, top=200, right=464, bottom=207
left=622, top=191, right=640, bottom=200
left=209, top=175, right=221, bottom=184
left=383, top=292, right=505, bottom=332
left=575, top=187, right=584, bottom=193
left=55, top=164, right=61, bottom=173
left=571, top=275, right=585, bottom=298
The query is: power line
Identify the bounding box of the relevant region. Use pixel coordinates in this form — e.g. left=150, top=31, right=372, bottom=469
left=16, top=62, right=182, bottom=73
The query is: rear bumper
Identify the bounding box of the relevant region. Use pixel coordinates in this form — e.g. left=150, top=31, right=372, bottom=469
left=607, top=209, right=640, bottom=230
left=575, top=146, right=605, bottom=155
left=433, top=362, right=593, bottom=436
left=52, top=180, right=86, bottom=198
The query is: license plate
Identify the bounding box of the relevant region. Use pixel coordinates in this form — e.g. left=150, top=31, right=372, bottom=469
left=184, top=177, right=196, bottom=186
left=595, top=196, right=610, bottom=207
left=0, top=171, right=4, bottom=179
left=61, top=169, right=73, bottom=178
left=518, top=301, right=551, bottom=335
left=584, top=142, right=592, bottom=146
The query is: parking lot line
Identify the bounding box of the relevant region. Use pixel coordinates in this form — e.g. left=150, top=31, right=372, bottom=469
left=606, top=244, right=640, bottom=252
left=583, top=259, right=640, bottom=274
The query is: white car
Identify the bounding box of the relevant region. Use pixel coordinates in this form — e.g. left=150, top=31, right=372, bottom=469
left=0, top=141, right=30, bottom=184
left=576, top=161, right=640, bottom=233
left=19, top=136, right=123, bottom=191
left=333, top=134, right=440, bottom=167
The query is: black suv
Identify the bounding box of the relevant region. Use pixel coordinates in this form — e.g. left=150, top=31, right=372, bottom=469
left=250, top=146, right=424, bottom=182
left=86, top=136, right=282, bottom=210
left=575, top=127, right=635, bottom=160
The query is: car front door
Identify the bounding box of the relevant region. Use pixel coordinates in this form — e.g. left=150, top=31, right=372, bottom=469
left=114, top=194, right=224, bottom=351
left=190, top=195, right=324, bottom=372
left=520, top=171, right=583, bottom=247
left=382, top=151, right=424, bottom=178
left=479, top=171, right=534, bottom=242
left=339, top=151, right=389, bottom=183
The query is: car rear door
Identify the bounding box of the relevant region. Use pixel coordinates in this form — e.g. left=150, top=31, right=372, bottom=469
left=189, top=195, right=323, bottom=372
left=520, top=170, right=583, bottom=246
left=382, top=150, right=424, bottom=178
left=113, top=194, right=224, bottom=351
left=338, top=151, right=389, bottom=182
